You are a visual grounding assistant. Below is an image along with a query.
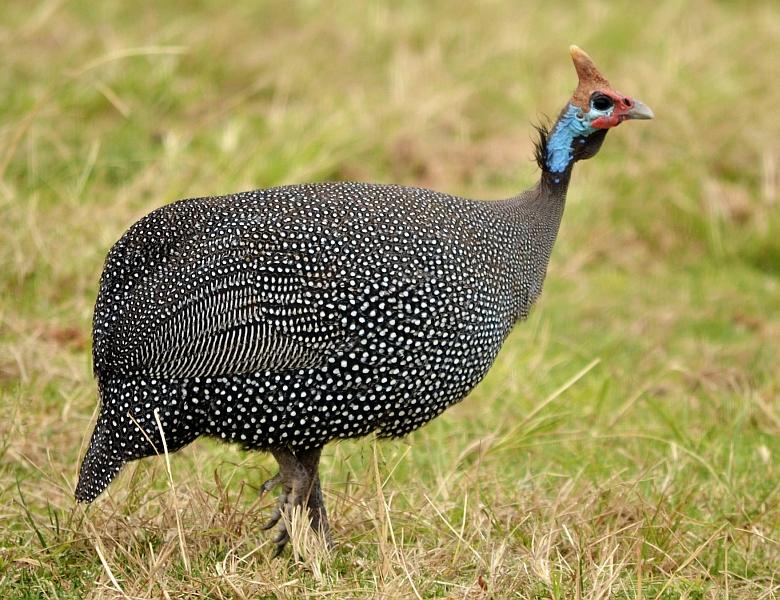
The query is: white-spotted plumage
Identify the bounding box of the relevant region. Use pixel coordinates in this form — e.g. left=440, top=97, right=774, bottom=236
left=75, top=180, right=567, bottom=502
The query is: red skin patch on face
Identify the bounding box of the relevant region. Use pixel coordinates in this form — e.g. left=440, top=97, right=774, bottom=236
left=590, top=90, right=636, bottom=129
left=591, top=114, right=621, bottom=128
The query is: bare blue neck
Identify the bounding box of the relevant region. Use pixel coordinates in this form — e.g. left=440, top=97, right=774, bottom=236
left=546, top=103, right=597, bottom=174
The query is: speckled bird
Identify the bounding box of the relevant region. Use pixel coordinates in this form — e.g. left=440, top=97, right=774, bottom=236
left=76, top=46, right=652, bottom=553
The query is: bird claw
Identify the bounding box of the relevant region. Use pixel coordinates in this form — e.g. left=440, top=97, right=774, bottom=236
left=267, top=510, right=291, bottom=557
left=261, top=489, right=292, bottom=555
left=272, top=529, right=290, bottom=558
left=273, top=526, right=290, bottom=546
left=260, top=506, right=282, bottom=531
left=260, top=472, right=282, bottom=495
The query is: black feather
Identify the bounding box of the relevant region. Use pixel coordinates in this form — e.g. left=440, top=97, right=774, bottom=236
left=533, top=121, right=551, bottom=171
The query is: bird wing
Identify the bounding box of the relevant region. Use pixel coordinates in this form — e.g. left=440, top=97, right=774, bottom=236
left=93, top=211, right=356, bottom=380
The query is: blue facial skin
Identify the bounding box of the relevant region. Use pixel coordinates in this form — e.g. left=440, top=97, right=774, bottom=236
left=546, top=102, right=614, bottom=174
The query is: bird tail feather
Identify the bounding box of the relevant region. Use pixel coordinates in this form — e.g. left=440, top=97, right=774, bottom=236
left=75, top=381, right=125, bottom=503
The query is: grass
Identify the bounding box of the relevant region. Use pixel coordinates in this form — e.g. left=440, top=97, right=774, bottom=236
left=1, top=0, right=779, bottom=597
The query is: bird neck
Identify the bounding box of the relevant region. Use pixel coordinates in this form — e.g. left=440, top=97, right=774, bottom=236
left=544, top=103, right=597, bottom=175
left=490, top=106, right=606, bottom=319
left=539, top=167, right=573, bottom=201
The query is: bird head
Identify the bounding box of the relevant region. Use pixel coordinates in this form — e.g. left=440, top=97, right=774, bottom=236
left=542, top=46, right=653, bottom=174
left=568, top=45, right=654, bottom=130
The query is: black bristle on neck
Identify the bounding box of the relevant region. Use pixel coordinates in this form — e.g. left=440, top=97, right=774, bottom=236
left=532, top=121, right=551, bottom=172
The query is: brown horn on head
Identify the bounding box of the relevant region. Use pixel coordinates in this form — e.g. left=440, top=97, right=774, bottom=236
left=570, top=45, right=611, bottom=110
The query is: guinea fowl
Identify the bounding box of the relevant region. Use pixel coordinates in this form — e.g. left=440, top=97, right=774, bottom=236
left=76, top=46, right=652, bottom=553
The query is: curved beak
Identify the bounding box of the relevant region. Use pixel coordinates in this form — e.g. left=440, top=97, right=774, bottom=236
left=625, top=98, right=654, bottom=120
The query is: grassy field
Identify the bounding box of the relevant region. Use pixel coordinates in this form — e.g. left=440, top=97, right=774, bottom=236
left=2, top=0, right=780, bottom=597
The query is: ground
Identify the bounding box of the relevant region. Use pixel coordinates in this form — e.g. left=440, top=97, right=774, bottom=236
left=1, top=1, right=779, bottom=598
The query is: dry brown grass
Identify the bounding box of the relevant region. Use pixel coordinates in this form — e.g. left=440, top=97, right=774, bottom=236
left=2, top=0, right=780, bottom=598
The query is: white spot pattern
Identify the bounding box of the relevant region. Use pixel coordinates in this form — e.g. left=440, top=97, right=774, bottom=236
left=75, top=180, right=567, bottom=502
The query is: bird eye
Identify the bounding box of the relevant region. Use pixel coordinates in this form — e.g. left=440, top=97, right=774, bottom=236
left=591, top=94, right=613, bottom=111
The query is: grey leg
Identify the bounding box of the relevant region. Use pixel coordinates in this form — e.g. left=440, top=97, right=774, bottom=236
left=259, top=446, right=330, bottom=556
